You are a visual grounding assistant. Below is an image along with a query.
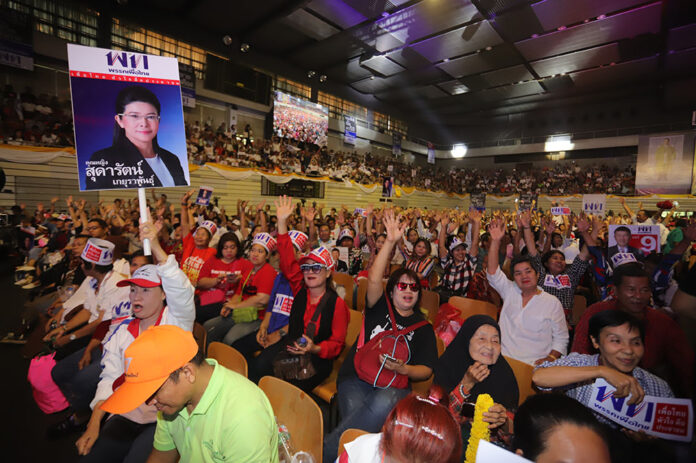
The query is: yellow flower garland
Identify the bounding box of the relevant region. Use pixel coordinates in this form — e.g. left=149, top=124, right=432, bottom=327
left=464, top=393, right=495, bottom=463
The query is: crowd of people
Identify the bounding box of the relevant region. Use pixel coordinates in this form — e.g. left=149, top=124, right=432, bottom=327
left=0, top=85, right=75, bottom=147
left=3, top=185, right=694, bottom=462
left=186, top=120, right=637, bottom=195
left=1, top=84, right=636, bottom=196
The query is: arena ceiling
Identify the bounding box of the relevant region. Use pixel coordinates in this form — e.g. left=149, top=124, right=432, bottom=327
left=87, top=0, right=696, bottom=143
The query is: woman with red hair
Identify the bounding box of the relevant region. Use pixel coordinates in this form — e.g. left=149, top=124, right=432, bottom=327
left=339, top=385, right=461, bottom=463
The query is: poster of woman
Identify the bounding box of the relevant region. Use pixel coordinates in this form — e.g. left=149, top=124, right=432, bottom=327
left=68, top=44, right=189, bottom=191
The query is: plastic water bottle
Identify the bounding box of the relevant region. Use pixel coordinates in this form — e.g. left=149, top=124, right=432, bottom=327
left=278, top=422, right=294, bottom=463
left=291, top=451, right=315, bottom=463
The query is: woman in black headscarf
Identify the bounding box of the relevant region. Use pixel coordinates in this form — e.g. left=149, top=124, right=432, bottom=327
left=434, top=315, right=519, bottom=451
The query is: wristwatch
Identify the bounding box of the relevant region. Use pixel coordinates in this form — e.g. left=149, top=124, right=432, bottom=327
left=69, top=334, right=77, bottom=341
left=278, top=329, right=287, bottom=337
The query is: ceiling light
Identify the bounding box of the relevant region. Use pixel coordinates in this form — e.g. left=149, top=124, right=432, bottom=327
left=319, top=75, right=327, bottom=83
left=544, top=135, right=574, bottom=152
left=443, top=58, right=449, bottom=63
left=223, top=35, right=233, bottom=46
left=597, top=14, right=606, bottom=20
left=485, top=46, right=492, bottom=51
left=307, top=70, right=316, bottom=78
left=451, top=144, right=467, bottom=158
left=240, top=43, right=250, bottom=52
left=370, top=76, right=375, bottom=80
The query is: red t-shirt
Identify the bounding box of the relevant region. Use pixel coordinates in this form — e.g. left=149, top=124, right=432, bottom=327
left=198, top=257, right=253, bottom=306
left=181, top=233, right=216, bottom=287
left=572, top=299, right=694, bottom=394
left=238, top=262, right=277, bottom=318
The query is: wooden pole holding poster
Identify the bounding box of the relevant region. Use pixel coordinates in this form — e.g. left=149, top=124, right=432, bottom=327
left=138, top=188, right=151, bottom=256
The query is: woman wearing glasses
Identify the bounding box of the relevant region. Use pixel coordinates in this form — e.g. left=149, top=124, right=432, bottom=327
left=248, top=195, right=349, bottom=393
left=86, top=85, right=187, bottom=189
left=323, top=209, right=438, bottom=463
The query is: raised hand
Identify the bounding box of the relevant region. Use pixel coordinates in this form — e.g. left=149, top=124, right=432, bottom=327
left=274, top=195, right=294, bottom=223
left=488, top=217, right=506, bottom=242
left=181, top=189, right=194, bottom=205
left=468, top=208, right=482, bottom=223
left=383, top=209, right=406, bottom=243
left=517, top=210, right=531, bottom=229
left=576, top=214, right=591, bottom=233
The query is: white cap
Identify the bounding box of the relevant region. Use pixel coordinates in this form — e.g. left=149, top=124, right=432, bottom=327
left=81, top=238, right=115, bottom=265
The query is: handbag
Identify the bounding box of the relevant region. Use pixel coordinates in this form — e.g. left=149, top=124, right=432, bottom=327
left=353, top=296, right=428, bottom=389
left=272, top=290, right=326, bottom=381
left=27, top=352, right=70, bottom=414
left=231, top=271, right=258, bottom=323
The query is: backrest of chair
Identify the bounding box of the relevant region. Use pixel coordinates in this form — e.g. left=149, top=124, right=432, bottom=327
left=420, top=289, right=440, bottom=323
left=572, top=294, right=587, bottom=325
left=207, top=342, right=248, bottom=377
left=356, top=278, right=368, bottom=312
left=345, top=309, right=363, bottom=351
left=436, top=336, right=445, bottom=357
left=259, top=376, right=323, bottom=462
left=192, top=322, right=207, bottom=356
left=448, top=296, right=498, bottom=321
left=503, top=355, right=535, bottom=406
left=338, top=428, right=369, bottom=457
left=333, top=272, right=354, bottom=310
left=412, top=335, right=446, bottom=395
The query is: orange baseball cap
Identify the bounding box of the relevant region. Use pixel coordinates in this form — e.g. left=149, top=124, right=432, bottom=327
left=101, top=325, right=198, bottom=414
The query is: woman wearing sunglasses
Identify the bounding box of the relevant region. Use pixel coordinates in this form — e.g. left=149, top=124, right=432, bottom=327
left=248, top=195, right=349, bottom=392
left=323, top=209, right=438, bottom=463
left=86, top=85, right=187, bottom=189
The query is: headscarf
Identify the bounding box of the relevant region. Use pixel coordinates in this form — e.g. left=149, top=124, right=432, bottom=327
left=433, top=315, right=519, bottom=410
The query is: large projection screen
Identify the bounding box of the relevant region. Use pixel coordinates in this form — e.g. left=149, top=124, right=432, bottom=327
left=272, top=91, right=328, bottom=147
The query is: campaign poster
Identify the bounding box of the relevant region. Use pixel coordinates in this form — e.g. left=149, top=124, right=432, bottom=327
left=195, top=185, right=213, bottom=206
left=427, top=142, right=435, bottom=164
left=636, top=134, right=692, bottom=194
left=393, top=132, right=402, bottom=156
left=583, top=194, right=606, bottom=217
left=470, top=193, right=486, bottom=211
left=607, top=224, right=660, bottom=267
left=68, top=44, right=189, bottom=191
left=551, top=206, right=571, bottom=216
left=518, top=193, right=537, bottom=211
left=589, top=379, right=693, bottom=442
left=382, top=177, right=394, bottom=198
left=344, top=115, right=356, bottom=145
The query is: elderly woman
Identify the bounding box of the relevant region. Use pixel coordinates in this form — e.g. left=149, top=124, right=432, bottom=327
left=434, top=315, right=519, bottom=452
left=86, top=85, right=187, bottom=189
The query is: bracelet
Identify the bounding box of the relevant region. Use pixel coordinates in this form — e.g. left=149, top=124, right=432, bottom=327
left=459, top=383, right=471, bottom=398
left=547, top=353, right=559, bottom=361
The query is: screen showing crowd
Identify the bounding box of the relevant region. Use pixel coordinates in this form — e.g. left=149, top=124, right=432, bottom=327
left=272, top=91, right=328, bottom=147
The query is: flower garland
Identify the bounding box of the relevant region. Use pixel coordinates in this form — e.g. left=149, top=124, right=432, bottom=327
left=464, top=393, right=495, bottom=463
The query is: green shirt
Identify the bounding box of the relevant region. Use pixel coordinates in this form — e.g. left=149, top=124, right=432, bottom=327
left=153, top=359, right=279, bottom=463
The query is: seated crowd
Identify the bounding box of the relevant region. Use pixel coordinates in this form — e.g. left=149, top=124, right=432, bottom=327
left=4, top=186, right=695, bottom=463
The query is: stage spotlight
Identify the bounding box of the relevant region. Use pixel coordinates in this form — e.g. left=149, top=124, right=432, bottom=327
left=223, top=35, right=233, bottom=46
left=240, top=43, right=250, bottom=52
left=307, top=70, right=317, bottom=78
left=319, top=75, right=327, bottom=83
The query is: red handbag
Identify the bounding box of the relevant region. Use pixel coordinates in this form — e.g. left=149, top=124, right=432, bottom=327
left=353, top=297, right=428, bottom=389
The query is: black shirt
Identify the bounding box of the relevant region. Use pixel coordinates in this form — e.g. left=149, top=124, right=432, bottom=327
left=338, top=293, right=438, bottom=383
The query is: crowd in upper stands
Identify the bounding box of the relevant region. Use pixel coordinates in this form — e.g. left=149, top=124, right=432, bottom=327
left=1, top=85, right=636, bottom=195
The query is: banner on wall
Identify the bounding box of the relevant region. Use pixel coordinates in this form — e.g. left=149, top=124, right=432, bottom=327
left=470, top=193, right=486, bottom=211
left=178, top=62, right=196, bottom=109
left=344, top=115, right=356, bottom=145
left=427, top=142, right=435, bottom=164
left=636, top=134, right=693, bottom=195
left=583, top=194, right=606, bottom=217
left=392, top=133, right=402, bottom=156
left=68, top=44, right=189, bottom=191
